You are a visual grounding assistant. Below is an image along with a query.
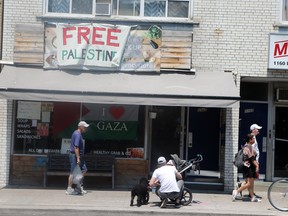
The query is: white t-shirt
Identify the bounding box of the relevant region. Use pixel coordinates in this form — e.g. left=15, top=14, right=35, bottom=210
left=252, top=136, right=260, bottom=162
left=152, top=165, right=180, bottom=193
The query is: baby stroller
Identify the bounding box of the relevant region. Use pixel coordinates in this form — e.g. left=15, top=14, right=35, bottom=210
left=170, top=154, right=203, bottom=206
left=155, top=154, right=203, bottom=206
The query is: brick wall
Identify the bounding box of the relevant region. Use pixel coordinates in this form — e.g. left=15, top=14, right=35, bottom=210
left=0, top=99, right=13, bottom=187
left=192, top=0, right=279, bottom=77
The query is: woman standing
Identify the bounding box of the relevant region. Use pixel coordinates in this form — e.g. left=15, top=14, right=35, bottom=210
left=232, top=133, right=261, bottom=202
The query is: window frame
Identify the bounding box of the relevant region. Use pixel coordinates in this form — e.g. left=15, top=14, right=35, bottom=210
left=43, top=0, right=192, bottom=19
left=44, top=0, right=110, bottom=17
left=114, top=0, right=191, bottom=18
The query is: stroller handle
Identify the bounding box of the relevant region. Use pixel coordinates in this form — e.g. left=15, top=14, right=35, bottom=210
left=179, top=154, right=203, bottom=174
left=190, top=154, right=203, bottom=164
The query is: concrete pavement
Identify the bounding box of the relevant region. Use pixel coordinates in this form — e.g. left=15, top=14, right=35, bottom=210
left=0, top=181, right=286, bottom=216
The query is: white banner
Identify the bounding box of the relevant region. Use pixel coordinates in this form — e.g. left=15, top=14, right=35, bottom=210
left=56, top=23, right=131, bottom=68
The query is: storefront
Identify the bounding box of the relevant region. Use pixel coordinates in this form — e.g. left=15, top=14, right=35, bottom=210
left=0, top=22, right=239, bottom=188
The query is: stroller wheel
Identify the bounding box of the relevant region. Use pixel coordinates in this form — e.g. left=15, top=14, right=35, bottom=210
left=181, top=187, right=193, bottom=206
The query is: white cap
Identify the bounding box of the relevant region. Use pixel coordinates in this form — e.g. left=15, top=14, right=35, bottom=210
left=78, top=121, right=89, bottom=127
left=157, top=156, right=166, bottom=165
left=250, top=124, right=262, bottom=131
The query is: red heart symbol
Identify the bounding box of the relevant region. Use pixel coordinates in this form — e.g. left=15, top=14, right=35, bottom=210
left=109, top=106, right=125, bottom=120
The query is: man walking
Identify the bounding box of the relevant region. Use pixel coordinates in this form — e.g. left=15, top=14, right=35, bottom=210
left=250, top=123, right=262, bottom=162
left=66, top=121, right=89, bottom=195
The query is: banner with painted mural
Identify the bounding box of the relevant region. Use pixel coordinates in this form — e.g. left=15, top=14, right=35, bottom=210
left=43, top=22, right=162, bottom=72
left=120, top=25, right=162, bottom=71
left=53, top=103, right=139, bottom=140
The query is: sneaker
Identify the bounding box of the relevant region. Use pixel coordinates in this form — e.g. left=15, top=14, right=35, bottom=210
left=75, top=185, right=87, bottom=195
left=232, top=190, right=238, bottom=201
left=235, top=182, right=242, bottom=199
left=174, top=203, right=181, bottom=208
left=66, top=187, right=80, bottom=195
left=248, top=193, right=262, bottom=199
left=251, top=196, right=261, bottom=202
left=160, top=198, right=168, bottom=208
left=235, top=194, right=242, bottom=200
left=174, top=198, right=181, bottom=208
left=80, top=186, right=87, bottom=194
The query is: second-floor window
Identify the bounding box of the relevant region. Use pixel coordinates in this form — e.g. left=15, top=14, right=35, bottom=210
left=46, top=0, right=190, bottom=18
left=112, top=0, right=189, bottom=18
left=47, top=0, right=110, bottom=15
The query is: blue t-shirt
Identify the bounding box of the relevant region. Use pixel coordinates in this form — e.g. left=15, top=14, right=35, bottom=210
left=70, top=130, right=84, bottom=155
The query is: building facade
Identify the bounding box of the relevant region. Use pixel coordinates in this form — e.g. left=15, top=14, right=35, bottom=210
left=0, top=0, right=286, bottom=191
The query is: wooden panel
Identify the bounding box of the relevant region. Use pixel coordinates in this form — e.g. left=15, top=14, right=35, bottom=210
left=162, top=47, right=191, bottom=53
left=13, top=24, right=44, bottom=65
left=115, top=159, right=149, bottom=189
left=160, top=63, right=191, bottom=69
left=10, top=155, right=47, bottom=186
left=161, top=58, right=191, bottom=64
left=162, top=41, right=191, bottom=48
left=160, top=29, right=192, bottom=71
left=162, top=30, right=192, bottom=37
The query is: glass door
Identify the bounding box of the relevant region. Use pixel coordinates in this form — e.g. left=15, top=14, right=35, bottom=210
left=274, top=107, right=288, bottom=177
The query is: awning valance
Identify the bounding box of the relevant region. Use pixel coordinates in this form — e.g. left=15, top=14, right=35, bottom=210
left=0, top=65, right=239, bottom=108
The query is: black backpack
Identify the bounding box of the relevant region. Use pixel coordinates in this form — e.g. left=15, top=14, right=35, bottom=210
left=233, top=148, right=244, bottom=169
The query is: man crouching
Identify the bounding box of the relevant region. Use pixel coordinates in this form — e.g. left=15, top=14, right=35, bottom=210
left=149, top=156, right=184, bottom=208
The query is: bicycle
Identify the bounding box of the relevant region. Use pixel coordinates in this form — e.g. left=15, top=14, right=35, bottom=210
left=268, top=178, right=288, bottom=212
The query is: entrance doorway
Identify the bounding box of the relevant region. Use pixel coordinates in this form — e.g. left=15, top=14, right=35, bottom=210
left=187, top=108, right=221, bottom=173
left=274, top=107, right=288, bottom=178
left=150, top=106, right=181, bottom=171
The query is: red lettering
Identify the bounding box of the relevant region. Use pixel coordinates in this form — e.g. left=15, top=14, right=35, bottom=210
left=274, top=41, right=288, bottom=57
left=63, top=27, right=76, bottom=45
left=62, top=25, right=123, bottom=47
left=107, top=29, right=121, bottom=47
left=92, top=27, right=105, bottom=45
left=78, top=27, right=90, bottom=44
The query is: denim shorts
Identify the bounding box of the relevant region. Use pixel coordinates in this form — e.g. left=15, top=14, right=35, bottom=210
left=69, top=153, right=88, bottom=174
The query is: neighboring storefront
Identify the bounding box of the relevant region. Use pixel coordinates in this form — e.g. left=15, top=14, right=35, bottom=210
left=237, top=32, right=288, bottom=182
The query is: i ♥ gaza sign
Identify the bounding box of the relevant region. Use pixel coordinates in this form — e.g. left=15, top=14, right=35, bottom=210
left=44, top=22, right=162, bottom=72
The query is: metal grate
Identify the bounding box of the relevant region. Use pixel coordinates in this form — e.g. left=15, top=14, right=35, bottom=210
left=95, top=3, right=111, bottom=15
left=276, top=89, right=288, bottom=101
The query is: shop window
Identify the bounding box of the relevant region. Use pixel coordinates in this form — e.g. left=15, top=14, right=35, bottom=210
left=240, top=82, right=268, bottom=101
left=13, top=101, right=145, bottom=158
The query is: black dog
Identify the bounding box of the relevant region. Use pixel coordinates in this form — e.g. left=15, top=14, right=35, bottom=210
left=130, top=177, right=149, bottom=207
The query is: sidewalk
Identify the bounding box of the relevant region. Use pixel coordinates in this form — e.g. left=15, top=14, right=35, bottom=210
left=0, top=181, right=286, bottom=216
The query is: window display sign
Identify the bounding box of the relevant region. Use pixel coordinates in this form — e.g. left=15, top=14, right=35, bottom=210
left=17, top=101, right=41, bottom=120
left=126, top=148, right=144, bottom=158
left=14, top=101, right=144, bottom=157
left=54, top=104, right=139, bottom=140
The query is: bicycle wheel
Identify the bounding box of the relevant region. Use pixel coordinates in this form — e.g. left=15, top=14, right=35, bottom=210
left=268, top=179, right=288, bottom=212
left=181, top=187, right=193, bottom=206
